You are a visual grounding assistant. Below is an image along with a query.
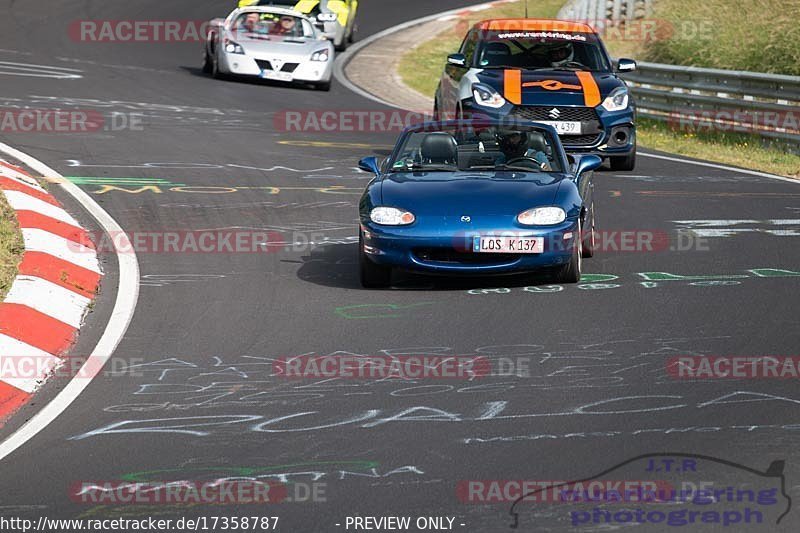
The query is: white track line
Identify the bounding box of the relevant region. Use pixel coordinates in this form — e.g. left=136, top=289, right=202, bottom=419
left=4, top=276, right=91, bottom=328
left=3, top=190, right=80, bottom=226
left=638, top=152, right=799, bottom=183
left=0, top=335, right=62, bottom=393
left=0, top=142, right=140, bottom=463
left=21, top=228, right=101, bottom=274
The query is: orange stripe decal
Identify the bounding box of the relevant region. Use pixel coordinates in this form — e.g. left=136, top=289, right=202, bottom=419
left=575, top=71, right=601, bottom=107
left=504, top=69, right=522, bottom=105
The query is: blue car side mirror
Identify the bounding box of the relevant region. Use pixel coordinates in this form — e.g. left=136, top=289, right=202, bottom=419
left=575, top=155, right=603, bottom=176
left=358, top=156, right=381, bottom=176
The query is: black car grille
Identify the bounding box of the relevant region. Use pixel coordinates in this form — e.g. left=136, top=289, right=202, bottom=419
left=511, top=106, right=603, bottom=147
left=254, top=60, right=300, bottom=73
left=562, top=133, right=604, bottom=146
left=413, top=248, right=520, bottom=265
left=512, top=106, right=598, bottom=122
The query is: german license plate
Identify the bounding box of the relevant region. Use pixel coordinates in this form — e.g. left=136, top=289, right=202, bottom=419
left=537, top=121, right=582, bottom=135
left=260, top=70, right=293, bottom=82
left=473, top=236, right=543, bottom=253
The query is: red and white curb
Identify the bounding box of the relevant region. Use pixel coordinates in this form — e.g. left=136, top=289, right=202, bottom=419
left=0, top=160, right=102, bottom=423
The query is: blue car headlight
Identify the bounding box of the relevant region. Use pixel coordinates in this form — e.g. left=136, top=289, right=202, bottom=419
left=370, top=207, right=415, bottom=226
left=311, top=49, right=330, bottom=62
left=600, top=87, right=630, bottom=112
left=517, top=207, right=566, bottom=226
left=472, top=83, right=506, bottom=109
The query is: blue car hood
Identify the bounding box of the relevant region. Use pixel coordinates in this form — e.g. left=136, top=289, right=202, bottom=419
left=475, top=68, right=622, bottom=107
left=379, top=172, right=567, bottom=215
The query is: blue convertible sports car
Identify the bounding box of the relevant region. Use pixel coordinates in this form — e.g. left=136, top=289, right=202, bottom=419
left=357, top=119, right=602, bottom=288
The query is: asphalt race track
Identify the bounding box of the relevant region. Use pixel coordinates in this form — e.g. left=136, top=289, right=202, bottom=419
left=0, top=1, right=799, bottom=531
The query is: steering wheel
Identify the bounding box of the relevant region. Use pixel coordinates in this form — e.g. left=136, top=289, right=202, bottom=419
left=505, top=157, right=546, bottom=170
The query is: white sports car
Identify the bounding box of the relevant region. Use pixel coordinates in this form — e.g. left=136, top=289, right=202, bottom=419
left=204, top=6, right=335, bottom=91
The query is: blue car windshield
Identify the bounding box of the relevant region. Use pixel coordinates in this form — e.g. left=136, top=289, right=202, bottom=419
left=390, top=125, right=563, bottom=174
left=476, top=31, right=611, bottom=71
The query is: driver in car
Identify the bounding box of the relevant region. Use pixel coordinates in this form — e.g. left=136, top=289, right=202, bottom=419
left=549, top=42, right=575, bottom=67
left=270, top=15, right=299, bottom=36
left=496, top=131, right=551, bottom=170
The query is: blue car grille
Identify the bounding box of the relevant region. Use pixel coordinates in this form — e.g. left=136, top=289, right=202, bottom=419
left=511, top=106, right=602, bottom=147
left=413, top=248, right=520, bottom=265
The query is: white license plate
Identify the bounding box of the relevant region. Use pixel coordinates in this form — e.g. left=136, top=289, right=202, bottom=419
left=260, top=70, right=293, bottom=82
left=537, top=121, right=582, bottom=135
left=473, top=236, right=544, bottom=254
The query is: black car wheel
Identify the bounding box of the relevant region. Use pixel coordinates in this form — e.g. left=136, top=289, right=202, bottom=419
left=556, top=222, right=582, bottom=284
left=202, top=48, right=212, bottom=74
left=359, top=235, right=391, bottom=288
left=610, top=144, right=636, bottom=171
left=211, top=52, right=225, bottom=80
left=581, top=203, right=596, bottom=258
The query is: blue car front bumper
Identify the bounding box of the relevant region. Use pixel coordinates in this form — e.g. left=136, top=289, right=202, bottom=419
left=361, top=219, right=579, bottom=275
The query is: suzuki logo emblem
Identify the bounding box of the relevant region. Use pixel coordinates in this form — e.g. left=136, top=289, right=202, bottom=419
left=460, top=216, right=471, bottom=223
left=272, top=58, right=284, bottom=71
left=548, top=108, right=561, bottom=119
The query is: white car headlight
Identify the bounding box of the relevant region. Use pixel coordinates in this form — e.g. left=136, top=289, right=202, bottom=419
left=370, top=207, right=415, bottom=226
left=311, top=49, right=330, bottom=62
left=600, top=87, right=630, bottom=112
left=472, top=83, right=506, bottom=109
left=317, top=13, right=338, bottom=22
left=224, top=39, right=245, bottom=55
left=517, top=207, right=566, bottom=226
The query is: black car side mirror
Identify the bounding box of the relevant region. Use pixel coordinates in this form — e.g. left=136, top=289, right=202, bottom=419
left=447, top=53, right=467, bottom=67
left=616, top=58, right=637, bottom=72
left=358, top=156, right=381, bottom=176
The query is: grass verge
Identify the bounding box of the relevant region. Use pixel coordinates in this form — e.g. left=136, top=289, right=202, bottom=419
left=397, top=0, right=564, bottom=97
left=604, top=0, right=800, bottom=76
left=637, top=119, right=800, bottom=178
left=0, top=191, right=24, bottom=299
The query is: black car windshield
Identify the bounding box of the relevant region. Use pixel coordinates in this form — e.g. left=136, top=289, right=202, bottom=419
left=389, top=124, right=564, bottom=174
left=232, top=11, right=314, bottom=39
left=475, top=30, right=611, bottom=71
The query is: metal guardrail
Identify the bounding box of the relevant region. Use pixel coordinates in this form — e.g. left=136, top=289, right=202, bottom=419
left=622, top=63, right=800, bottom=153
left=558, top=0, right=652, bottom=23
left=556, top=0, right=800, bottom=153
